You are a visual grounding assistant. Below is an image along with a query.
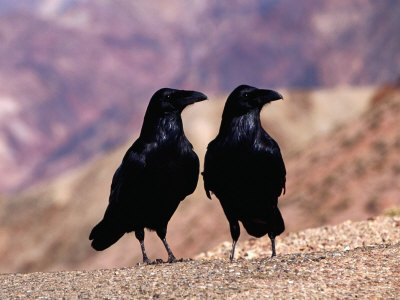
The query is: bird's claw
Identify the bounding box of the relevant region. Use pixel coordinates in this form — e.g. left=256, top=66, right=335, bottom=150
left=136, top=257, right=152, bottom=266
left=147, top=257, right=183, bottom=264
left=143, top=258, right=152, bottom=264
left=167, top=256, right=181, bottom=263
left=166, top=255, right=185, bottom=263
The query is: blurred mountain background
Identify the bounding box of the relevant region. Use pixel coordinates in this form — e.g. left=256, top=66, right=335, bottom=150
left=0, top=0, right=399, bottom=272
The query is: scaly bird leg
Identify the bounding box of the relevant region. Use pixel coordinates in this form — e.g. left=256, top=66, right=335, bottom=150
left=230, top=240, right=237, bottom=262
left=157, top=227, right=177, bottom=263
left=268, top=233, right=276, bottom=257
left=161, top=238, right=177, bottom=263
left=229, top=220, right=240, bottom=261
left=135, top=229, right=151, bottom=264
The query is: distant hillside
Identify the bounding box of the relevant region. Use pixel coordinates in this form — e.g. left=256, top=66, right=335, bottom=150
left=1, top=0, right=399, bottom=193
left=281, top=83, right=400, bottom=231
left=0, top=86, right=387, bottom=273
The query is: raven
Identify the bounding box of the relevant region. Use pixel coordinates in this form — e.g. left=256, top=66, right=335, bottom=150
left=203, top=85, right=286, bottom=261
left=89, top=88, right=207, bottom=263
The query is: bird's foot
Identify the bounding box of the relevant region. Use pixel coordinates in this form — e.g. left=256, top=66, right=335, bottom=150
left=135, top=257, right=152, bottom=266
left=143, top=257, right=152, bottom=264
left=142, top=256, right=184, bottom=264
left=153, top=258, right=164, bottom=264
left=167, top=255, right=182, bottom=263
left=149, top=257, right=183, bottom=264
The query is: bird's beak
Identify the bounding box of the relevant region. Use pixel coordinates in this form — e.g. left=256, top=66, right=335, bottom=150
left=256, top=89, right=283, bottom=103
left=254, top=89, right=283, bottom=106
left=178, top=90, right=208, bottom=108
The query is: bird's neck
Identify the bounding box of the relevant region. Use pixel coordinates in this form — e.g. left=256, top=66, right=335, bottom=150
left=140, top=112, right=185, bottom=143
left=218, top=110, right=263, bottom=143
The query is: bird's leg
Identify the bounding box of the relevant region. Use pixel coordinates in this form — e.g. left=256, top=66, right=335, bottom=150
left=156, top=227, right=177, bottom=263
left=135, top=229, right=151, bottom=264
left=229, top=220, right=240, bottom=262
left=230, top=240, right=237, bottom=262
left=268, top=233, right=276, bottom=257
left=161, top=238, right=177, bottom=263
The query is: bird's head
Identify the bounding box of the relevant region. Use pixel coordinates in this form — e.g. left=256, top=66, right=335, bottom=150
left=223, top=85, right=283, bottom=116
left=148, top=88, right=208, bottom=114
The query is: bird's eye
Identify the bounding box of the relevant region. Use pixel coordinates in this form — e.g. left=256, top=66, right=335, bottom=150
left=244, top=93, right=248, bottom=97
left=167, top=95, right=171, bottom=99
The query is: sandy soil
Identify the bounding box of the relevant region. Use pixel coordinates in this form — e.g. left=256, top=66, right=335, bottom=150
left=1, top=215, right=399, bottom=299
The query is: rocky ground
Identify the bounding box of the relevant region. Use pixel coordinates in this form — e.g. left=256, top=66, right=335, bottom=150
left=1, top=215, right=399, bottom=299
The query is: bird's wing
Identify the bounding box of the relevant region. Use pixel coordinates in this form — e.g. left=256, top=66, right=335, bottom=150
left=257, top=139, right=286, bottom=197
left=108, top=141, right=146, bottom=204
left=203, top=141, right=217, bottom=199
left=183, top=151, right=200, bottom=197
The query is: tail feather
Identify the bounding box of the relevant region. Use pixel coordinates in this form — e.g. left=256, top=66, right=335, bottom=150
left=89, top=219, right=125, bottom=251
left=242, top=218, right=269, bottom=237
left=241, top=206, right=285, bottom=238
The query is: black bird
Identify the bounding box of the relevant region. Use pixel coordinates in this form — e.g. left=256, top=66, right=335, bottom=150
left=203, top=85, right=286, bottom=261
left=89, top=88, right=207, bottom=263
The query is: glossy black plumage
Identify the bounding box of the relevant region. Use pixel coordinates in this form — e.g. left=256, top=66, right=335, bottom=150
left=203, top=85, right=286, bottom=260
left=89, top=88, right=207, bottom=263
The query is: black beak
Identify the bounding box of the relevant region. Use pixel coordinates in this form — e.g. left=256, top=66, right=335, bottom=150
left=253, top=89, right=283, bottom=106
left=178, top=90, right=208, bottom=108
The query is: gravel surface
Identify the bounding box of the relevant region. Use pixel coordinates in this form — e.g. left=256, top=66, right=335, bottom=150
left=198, top=215, right=400, bottom=259
left=1, top=216, right=399, bottom=299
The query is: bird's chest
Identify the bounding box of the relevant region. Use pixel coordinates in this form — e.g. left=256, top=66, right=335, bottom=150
left=146, top=143, right=196, bottom=185
left=214, top=138, right=271, bottom=180
left=219, top=137, right=262, bottom=160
